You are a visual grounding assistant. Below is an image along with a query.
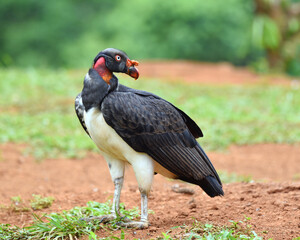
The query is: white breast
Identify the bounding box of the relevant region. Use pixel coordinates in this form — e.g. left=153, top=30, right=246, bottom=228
left=84, top=107, right=177, bottom=179
left=84, top=107, right=132, bottom=161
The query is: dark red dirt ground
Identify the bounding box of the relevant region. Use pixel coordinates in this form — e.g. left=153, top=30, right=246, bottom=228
left=0, top=143, right=299, bottom=239
left=139, top=60, right=296, bottom=86
left=0, top=63, right=299, bottom=239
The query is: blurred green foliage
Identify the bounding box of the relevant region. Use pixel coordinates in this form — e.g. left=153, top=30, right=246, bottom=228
left=0, top=0, right=260, bottom=68
left=251, top=0, right=300, bottom=75
left=252, top=15, right=281, bottom=50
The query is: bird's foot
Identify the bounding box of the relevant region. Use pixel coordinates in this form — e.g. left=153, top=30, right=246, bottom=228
left=80, top=214, right=115, bottom=223
left=80, top=214, right=131, bottom=224
left=117, top=220, right=149, bottom=229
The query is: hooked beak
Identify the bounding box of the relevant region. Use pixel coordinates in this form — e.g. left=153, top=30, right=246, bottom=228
left=126, top=59, right=139, bottom=80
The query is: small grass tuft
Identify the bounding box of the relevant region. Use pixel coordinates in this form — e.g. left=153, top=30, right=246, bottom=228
left=0, top=201, right=139, bottom=240
left=0, top=224, right=32, bottom=240
left=30, top=194, right=55, bottom=210
left=1, top=195, right=55, bottom=213
left=218, top=171, right=253, bottom=183
left=9, top=196, right=30, bottom=212
left=158, top=217, right=263, bottom=240
left=292, top=173, right=300, bottom=181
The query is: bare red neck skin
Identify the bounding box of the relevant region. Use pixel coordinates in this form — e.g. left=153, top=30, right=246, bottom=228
left=93, top=57, right=112, bottom=84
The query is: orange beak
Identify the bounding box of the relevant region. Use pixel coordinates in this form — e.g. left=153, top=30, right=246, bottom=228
left=126, top=59, right=139, bottom=80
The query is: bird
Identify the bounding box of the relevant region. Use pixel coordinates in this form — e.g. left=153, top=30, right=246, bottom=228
left=75, top=48, right=224, bottom=229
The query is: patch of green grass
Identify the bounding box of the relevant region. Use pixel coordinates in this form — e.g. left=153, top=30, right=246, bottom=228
left=0, top=201, right=139, bottom=240
left=30, top=195, right=55, bottom=210
left=0, top=201, right=264, bottom=240
left=0, top=68, right=299, bottom=159
left=292, top=173, right=300, bottom=181
left=218, top=171, right=252, bottom=183
left=8, top=196, right=30, bottom=212
left=1, top=195, right=55, bottom=213
left=159, top=217, right=263, bottom=240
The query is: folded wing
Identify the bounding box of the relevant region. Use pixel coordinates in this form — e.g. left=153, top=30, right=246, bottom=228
left=101, top=91, right=223, bottom=197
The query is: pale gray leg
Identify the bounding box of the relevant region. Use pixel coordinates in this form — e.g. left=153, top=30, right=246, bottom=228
left=116, top=155, right=153, bottom=229
left=111, top=177, right=123, bottom=215
left=140, top=192, right=148, bottom=223
left=117, top=191, right=149, bottom=229
left=81, top=177, right=125, bottom=223
left=95, top=176, right=130, bottom=223
left=81, top=158, right=127, bottom=223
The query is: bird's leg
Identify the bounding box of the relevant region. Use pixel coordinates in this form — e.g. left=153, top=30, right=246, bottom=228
left=140, top=192, right=149, bottom=224
left=81, top=177, right=125, bottom=223
left=110, top=177, right=131, bottom=222
left=117, top=155, right=153, bottom=229
left=81, top=158, right=127, bottom=224
left=100, top=157, right=130, bottom=223
left=117, top=190, right=149, bottom=229
left=111, top=177, right=123, bottom=217
left=95, top=176, right=130, bottom=224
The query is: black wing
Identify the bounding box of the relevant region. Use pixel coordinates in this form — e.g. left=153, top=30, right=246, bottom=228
left=117, top=84, right=203, bottom=138
left=75, top=92, right=90, bottom=137
left=102, top=91, right=223, bottom=197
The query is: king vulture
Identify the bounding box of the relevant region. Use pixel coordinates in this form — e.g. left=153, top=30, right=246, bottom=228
left=75, top=48, right=224, bottom=229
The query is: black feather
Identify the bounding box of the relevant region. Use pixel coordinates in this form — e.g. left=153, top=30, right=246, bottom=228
left=117, top=84, right=204, bottom=138
left=198, top=176, right=224, bottom=197
left=81, top=69, right=110, bottom=112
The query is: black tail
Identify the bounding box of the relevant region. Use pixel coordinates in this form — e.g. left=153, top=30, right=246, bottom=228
left=198, top=175, right=224, bottom=197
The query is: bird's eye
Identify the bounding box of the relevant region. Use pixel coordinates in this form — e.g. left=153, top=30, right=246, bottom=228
left=115, top=55, right=121, bottom=62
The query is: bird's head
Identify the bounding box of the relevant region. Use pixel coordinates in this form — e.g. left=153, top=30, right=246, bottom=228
left=93, top=48, right=139, bottom=84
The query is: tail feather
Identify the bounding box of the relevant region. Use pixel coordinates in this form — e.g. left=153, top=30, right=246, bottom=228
left=195, top=144, right=222, bottom=186
left=198, top=175, right=224, bottom=197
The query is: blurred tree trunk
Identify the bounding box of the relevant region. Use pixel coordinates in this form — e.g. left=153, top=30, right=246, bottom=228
left=253, top=0, right=300, bottom=70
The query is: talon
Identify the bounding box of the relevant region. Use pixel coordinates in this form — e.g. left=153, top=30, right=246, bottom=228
left=116, top=220, right=149, bottom=229
left=80, top=215, right=116, bottom=224
left=120, top=216, right=131, bottom=222
left=99, top=216, right=110, bottom=223
left=79, top=216, right=95, bottom=222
